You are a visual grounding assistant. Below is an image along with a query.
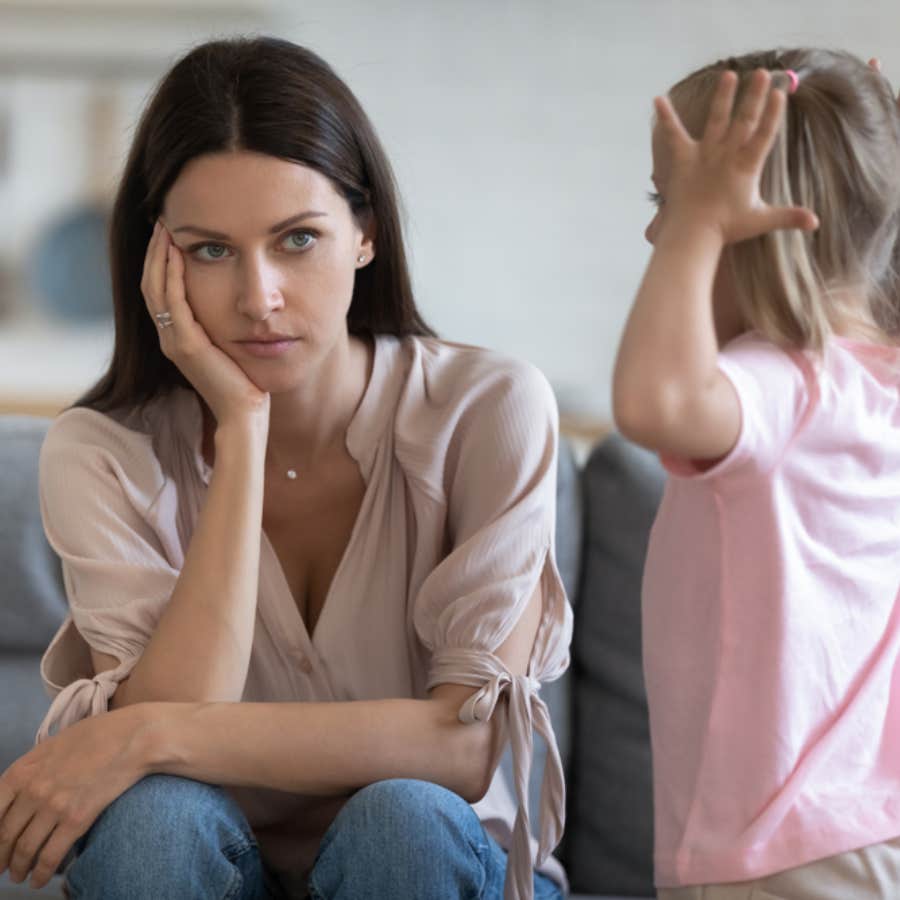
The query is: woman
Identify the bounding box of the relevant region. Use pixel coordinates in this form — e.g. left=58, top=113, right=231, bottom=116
left=0, top=36, right=571, bottom=900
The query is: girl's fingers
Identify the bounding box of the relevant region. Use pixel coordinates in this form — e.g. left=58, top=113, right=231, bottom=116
left=653, top=94, right=692, bottom=147
left=745, top=85, right=787, bottom=163
left=704, top=70, right=738, bottom=142
left=761, top=204, right=819, bottom=234
left=729, top=68, right=772, bottom=146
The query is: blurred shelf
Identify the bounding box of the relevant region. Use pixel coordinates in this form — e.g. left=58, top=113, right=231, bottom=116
left=0, top=319, right=112, bottom=417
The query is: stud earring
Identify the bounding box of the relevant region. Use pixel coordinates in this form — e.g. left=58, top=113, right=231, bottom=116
left=357, top=254, right=366, bottom=263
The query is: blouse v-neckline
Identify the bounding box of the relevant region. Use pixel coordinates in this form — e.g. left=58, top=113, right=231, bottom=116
left=189, top=337, right=394, bottom=653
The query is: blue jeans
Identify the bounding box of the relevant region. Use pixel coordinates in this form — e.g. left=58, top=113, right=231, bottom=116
left=64, top=775, right=565, bottom=899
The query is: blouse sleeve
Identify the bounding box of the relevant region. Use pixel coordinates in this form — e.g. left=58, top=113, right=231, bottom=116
left=412, top=357, right=574, bottom=900
left=35, top=410, right=182, bottom=741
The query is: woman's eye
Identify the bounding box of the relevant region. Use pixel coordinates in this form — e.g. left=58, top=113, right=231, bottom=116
left=193, top=243, right=231, bottom=261
left=647, top=191, right=664, bottom=208
left=282, top=231, right=316, bottom=252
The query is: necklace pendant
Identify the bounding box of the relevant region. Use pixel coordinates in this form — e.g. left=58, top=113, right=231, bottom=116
left=286, top=469, right=298, bottom=480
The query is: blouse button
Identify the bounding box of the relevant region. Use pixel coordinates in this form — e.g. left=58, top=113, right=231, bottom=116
left=298, top=657, right=314, bottom=675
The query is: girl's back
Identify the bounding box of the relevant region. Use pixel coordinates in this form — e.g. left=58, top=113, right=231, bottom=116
left=644, top=332, right=900, bottom=885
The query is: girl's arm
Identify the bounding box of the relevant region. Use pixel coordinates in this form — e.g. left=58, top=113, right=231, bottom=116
left=612, top=69, right=817, bottom=459
left=0, top=582, right=541, bottom=890
left=613, top=217, right=738, bottom=459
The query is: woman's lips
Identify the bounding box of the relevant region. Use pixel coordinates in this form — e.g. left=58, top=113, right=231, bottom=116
left=236, top=338, right=299, bottom=358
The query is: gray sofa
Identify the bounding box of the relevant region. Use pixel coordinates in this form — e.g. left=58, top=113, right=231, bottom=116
left=0, top=414, right=664, bottom=899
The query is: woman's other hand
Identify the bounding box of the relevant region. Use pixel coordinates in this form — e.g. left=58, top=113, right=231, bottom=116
left=0, top=706, right=152, bottom=889
left=141, top=220, right=270, bottom=429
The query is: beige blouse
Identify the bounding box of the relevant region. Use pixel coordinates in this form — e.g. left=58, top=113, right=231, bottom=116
left=35, top=335, right=573, bottom=900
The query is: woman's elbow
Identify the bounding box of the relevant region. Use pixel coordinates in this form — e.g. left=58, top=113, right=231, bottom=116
left=447, top=721, right=498, bottom=804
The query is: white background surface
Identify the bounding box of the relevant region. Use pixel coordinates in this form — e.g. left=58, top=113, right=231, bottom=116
left=2, top=0, right=900, bottom=414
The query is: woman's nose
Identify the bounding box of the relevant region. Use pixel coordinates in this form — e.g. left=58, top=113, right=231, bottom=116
left=644, top=213, right=659, bottom=246
left=236, top=256, right=285, bottom=320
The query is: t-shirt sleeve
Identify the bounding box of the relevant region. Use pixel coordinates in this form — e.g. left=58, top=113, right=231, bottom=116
left=663, top=334, right=815, bottom=481
left=411, top=357, right=573, bottom=897
left=35, top=411, right=180, bottom=740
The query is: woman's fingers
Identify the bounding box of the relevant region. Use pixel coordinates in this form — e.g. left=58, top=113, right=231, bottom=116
left=164, top=243, right=193, bottom=326
left=140, top=220, right=168, bottom=317
left=7, top=811, right=55, bottom=884
left=0, top=795, right=33, bottom=874
left=26, top=822, right=77, bottom=889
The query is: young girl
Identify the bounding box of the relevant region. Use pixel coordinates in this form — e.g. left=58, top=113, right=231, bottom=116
left=614, top=49, right=900, bottom=899
left=0, top=37, right=570, bottom=900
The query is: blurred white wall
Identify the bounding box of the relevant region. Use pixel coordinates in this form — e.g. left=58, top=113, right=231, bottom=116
left=3, top=0, right=900, bottom=418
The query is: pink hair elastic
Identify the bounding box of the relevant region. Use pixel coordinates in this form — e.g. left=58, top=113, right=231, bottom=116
left=785, top=69, right=799, bottom=94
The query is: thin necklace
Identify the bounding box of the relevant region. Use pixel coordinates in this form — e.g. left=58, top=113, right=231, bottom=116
left=266, top=450, right=299, bottom=481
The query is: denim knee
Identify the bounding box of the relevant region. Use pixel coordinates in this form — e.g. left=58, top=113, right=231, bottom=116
left=65, top=774, right=264, bottom=900
left=309, top=778, right=490, bottom=900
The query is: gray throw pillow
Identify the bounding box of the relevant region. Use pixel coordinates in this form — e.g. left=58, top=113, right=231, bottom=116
left=0, top=416, right=67, bottom=652
left=563, top=433, right=664, bottom=896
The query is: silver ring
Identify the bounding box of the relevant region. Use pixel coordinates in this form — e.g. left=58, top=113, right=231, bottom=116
left=154, top=311, right=174, bottom=329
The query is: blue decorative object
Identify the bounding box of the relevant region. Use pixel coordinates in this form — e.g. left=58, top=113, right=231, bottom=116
left=28, top=204, right=113, bottom=322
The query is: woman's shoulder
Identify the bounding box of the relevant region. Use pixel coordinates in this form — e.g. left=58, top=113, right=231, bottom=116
left=43, top=404, right=151, bottom=460
left=40, top=390, right=194, bottom=490
left=395, top=335, right=557, bottom=419
left=383, top=336, right=558, bottom=494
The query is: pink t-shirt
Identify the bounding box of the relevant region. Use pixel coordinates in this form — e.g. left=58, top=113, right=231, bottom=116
left=643, top=332, right=900, bottom=887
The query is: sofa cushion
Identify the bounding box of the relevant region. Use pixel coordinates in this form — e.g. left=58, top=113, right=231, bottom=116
left=0, top=417, right=67, bottom=652
left=0, top=652, right=51, bottom=772
left=564, top=434, right=664, bottom=897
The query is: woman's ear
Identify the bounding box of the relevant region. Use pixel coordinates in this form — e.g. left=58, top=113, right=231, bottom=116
left=356, top=206, right=376, bottom=264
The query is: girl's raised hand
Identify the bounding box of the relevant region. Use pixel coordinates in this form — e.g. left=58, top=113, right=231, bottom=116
left=141, top=221, right=270, bottom=429
left=653, top=68, right=819, bottom=244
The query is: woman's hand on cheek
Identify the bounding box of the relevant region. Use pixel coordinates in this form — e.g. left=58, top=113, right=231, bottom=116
left=0, top=706, right=151, bottom=889
left=142, top=221, right=270, bottom=431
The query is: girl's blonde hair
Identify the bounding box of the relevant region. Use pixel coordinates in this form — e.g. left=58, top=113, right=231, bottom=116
left=669, top=48, right=900, bottom=350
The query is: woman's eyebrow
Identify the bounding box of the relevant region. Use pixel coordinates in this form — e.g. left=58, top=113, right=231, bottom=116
left=171, top=210, right=329, bottom=239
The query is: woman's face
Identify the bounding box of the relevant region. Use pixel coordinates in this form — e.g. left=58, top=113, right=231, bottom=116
left=161, top=151, right=374, bottom=393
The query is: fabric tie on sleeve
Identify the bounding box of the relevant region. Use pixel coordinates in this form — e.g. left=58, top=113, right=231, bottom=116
left=35, top=657, right=137, bottom=743
left=427, top=648, right=565, bottom=900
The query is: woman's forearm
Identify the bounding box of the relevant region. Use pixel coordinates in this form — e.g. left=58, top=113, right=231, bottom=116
left=136, top=691, right=496, bottom=803
left=113, top=420, right=267, bottom=707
